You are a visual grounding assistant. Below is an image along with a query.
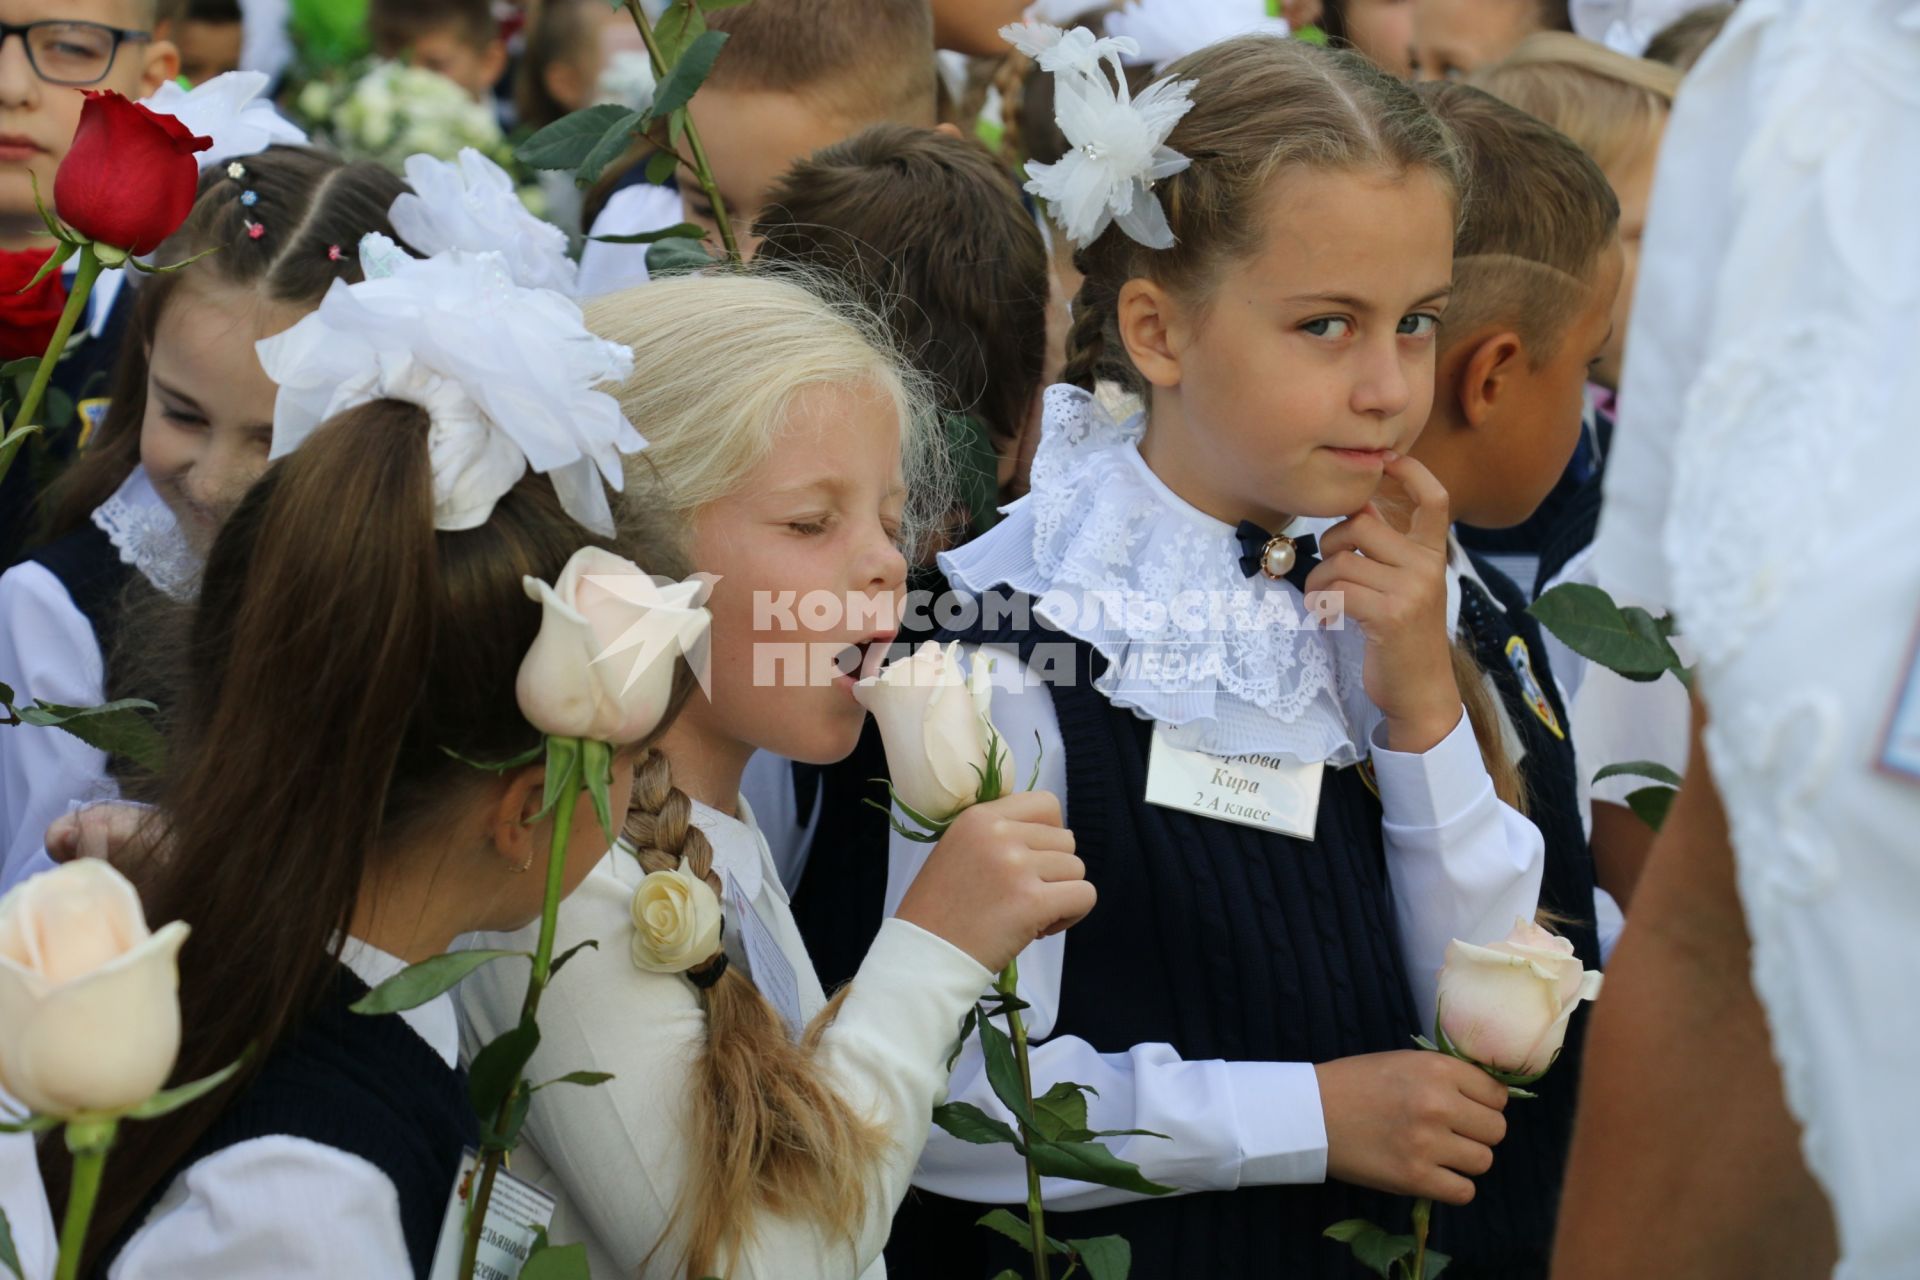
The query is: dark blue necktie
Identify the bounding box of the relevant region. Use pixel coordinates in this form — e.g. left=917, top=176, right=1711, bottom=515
left=1235, top=521, right=1319, bottom=592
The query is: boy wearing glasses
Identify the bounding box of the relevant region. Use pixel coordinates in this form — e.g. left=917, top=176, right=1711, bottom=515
left=0, top=0, right=179, bottom=560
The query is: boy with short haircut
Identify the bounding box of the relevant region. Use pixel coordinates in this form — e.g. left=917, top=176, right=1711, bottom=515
left=578, top=0, right=939, bottom=295
left=366, top=0, right=506, bottom=102
left=174, top=0, right=242, bottom=84
left=1401, top=79, right=1623, bottom=1253
left=0, top=0, right=178, bottom=561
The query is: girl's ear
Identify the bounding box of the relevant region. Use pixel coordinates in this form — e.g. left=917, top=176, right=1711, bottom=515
left=1116, top=278, right=1186, bottom=389
left=488, top=766, right=545, bottom=868
left=138, top=39, right=181, bottom=97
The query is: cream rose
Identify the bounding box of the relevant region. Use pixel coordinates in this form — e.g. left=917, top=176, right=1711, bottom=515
left=854, top=640, right=1011, bottom=822
left=629, top=866, right=724, bottom=974
left=517, top=547, right=711, bottom=744
left=0, top=861, right=190, bottom=1117
left=1436, top=917, right=1603, bottom=1077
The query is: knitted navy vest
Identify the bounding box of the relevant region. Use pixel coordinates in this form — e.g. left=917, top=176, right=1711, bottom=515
left=104, top=966, right=480, bottom=1278
left=1450, top=555, right=1605, bottom=1275
left=819, top=598, right=1546, bottom=1280
left=23, top=520, right=132, bottom=673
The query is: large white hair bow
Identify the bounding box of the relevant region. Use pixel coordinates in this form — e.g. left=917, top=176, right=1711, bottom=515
left=256, top=235, right=643, bottom=537
left=1105, top=0, right=1289, bottom=68
left=388, top=149, right=579, bottom=295
left=1003, top=22, right=1198, bottom=250
left=141, top=71, right=308, bottom=171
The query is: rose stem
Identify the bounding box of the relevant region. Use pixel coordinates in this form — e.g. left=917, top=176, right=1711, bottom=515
left=459, top=740, right=584, bottom=1280
left=998, top=959, right=1051, bottom=1280
left=55, top=1117, right=116, bottom=1280
left=0, top=245, right=101, bottom=492
left=619, top=0, right=743, bottom=263
left=1409, top=1196, right=1434, bottom=1280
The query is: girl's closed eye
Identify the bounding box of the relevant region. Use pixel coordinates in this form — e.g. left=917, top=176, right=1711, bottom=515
left=160, top=400, right=209, bottom=430
left=787, top=514, right=834, bottom=536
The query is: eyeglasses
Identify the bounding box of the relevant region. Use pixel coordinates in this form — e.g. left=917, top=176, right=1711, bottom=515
left=0, top=21, right=152, bottom=88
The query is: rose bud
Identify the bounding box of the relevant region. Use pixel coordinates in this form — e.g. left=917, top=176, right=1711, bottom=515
left=54, top=92, right=212, bottom=256
left=855, top=640, right=1010, bottom=823
left=1436, top=917, right=1603, bottom=1077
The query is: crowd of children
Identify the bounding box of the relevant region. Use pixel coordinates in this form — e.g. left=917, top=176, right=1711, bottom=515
left=0, top=0, right=1804, bottom=1277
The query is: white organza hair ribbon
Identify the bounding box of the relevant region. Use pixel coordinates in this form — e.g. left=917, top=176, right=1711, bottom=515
left=1105, top=0, right=1289, bottom=68
left=388, top=149, right=579, bottom=295
left=256, top=234, right=644, bottom=536
left=141, top=71, right=309, bottom=171
left=1002, top=21, right=1198, bottom=250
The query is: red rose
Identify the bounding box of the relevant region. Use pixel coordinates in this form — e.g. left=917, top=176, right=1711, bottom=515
left=53, top=92, right=212, bottom=256
left=0, top=248, right=68, bottom=361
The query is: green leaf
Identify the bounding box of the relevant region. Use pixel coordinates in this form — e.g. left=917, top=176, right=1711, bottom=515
left=468, top=1019, right=541, bottom=1119
left=643, top=148, right=680, bottom=185
left=16, top=698, right=163, bottom=772
left=1592, top=759, right=1683, bottom=788
left=21, top=239, right=75, bottom=290
left=1025, top=1138, right=1175, bottom=1195
left=587, top=222, right=707, bottom=246
left=441, top=742, right=545, bottom=773
left=1030, top=1080, right=1093, bottom=1141
left=521, top=1239, right=591, bottom=1279
left=0, top=1113, right=59, bottom=1135
left=550, top=937, right=600, bottom=978
left=650, top=30, right=729, bottom=117
left=975, top=1013, right=1031, bottom=1124
left=582, top=738, right=615, bottom=837
left=863, top=797, right=942, bottom=843
left=0, top=680, right=12, bottom=703
left=1421, top=1248, right=1452, bottom=1278
left=539, top=735, right=583, bottom=821
left=975, top=1208, right=1066, bottom=1256
left=1323, top=1220, right=1417, bottom=1279
left=125, top=1054, right=248, bottom=1119
left=1527, top=584, right=1675, bottom=680
left=946, top=1003, right=979, bottom=1072
left=0, top=1203, right=20, bottom=1280
left=0, top=359, right=38, bottom=381
left=931, top=1101, right=1020, bottom=1148
left=1626, top=784, right=1677, bottom=832
left=350, top=949, right=526, bottom=1015
left=654, top=0, right=705, bottom=65
left=516, top=104, right=638, bottom=170
left=482, top=1085, right=533, bottom=1150
left=576, top=109, right=648, bottom=186
left=533, top=1070, right=615, bottom=1091
left=1069, top=1235, right=1132, bottom=1280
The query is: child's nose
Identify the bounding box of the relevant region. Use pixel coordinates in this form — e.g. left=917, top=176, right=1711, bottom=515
left=0, top=35, right=41, bottom=105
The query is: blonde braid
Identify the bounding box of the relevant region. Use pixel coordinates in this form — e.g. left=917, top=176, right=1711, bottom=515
left=623, top=748, right=888, bottom=1279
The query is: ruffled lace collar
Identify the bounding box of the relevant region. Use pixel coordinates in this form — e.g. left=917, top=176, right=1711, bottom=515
left=90, top=466, right=199, bottom=601
left=941, top=384, right=1378, bottom=765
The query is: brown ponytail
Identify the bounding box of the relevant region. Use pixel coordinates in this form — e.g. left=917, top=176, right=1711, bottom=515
left=43, top=398, right=616, bottom=1268
left=624, top=749, right=886, bottom=1279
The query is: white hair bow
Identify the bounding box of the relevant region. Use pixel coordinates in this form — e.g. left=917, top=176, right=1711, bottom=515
left=388, top=149, right=579, bottom=295
left=141, top=71, right=308, bottom=171
left=1003, top=22, right=1198, bottom=250
left=256, top=236, right=643, bottom=536
left=1105, top=0, right=1289, bottom=68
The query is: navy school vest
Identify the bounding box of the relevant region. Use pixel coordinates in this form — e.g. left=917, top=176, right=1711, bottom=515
left=799, top=596, right=1565, bottom=1279
left=104, top=966, right=479, bottom=1278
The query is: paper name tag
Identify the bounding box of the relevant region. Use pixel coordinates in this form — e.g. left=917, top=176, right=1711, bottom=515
left=726, top=870, right=806, bottom=1040
left=427, top=1148, right=558, bottom=1280
left=1144, top=727, right=1323, bottom=839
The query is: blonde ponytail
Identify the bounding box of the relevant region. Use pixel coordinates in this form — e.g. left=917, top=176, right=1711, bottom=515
left=625, top=750, right=887, bottom=1279
left=1450, top=640, right=1528, bottom=815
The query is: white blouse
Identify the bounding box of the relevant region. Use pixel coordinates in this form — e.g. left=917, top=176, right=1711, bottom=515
left=110, top=940, right=453, bottom=1277
left=1591, top=0, right=1920, bottom=1271
left=0, top=467, right=195, bottom=893
left=456, top=797, right=992, bottom=1280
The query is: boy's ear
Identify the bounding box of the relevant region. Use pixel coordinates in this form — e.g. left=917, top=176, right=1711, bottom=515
left=1457, top=328, right=1526, bottom=429
left=1116, top=278, right=1187, bottom=389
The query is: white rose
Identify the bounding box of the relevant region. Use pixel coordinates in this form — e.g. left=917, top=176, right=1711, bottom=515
left=1436, top=917, right=1603, bottom=1077
left=855, top=640, right=1011, bottom=822
left=0, top=861, right=190, bottom=1117
left=629, top=866, right=724, bottom=974
left=516, top=547, right=712, bottom=744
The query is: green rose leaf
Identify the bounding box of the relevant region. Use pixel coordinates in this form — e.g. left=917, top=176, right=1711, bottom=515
left=1323, top=1219, right=1416, bottom=1279
left=350, top=949, right=526, bottom=1015
left=533, top=1070, right=615, bottom=1092
left=975, top=1208, right=1066, bottom=1256
left=0, top=1203, right=20, bottom=1280
left=468, top=1019, right=541, bottom=1119
left=975, top=1013, right=1031, bottom=1125
left=1627, top=784, right=1678, bottom=832
left=549, top=938, right=600, bottom=978
left=576, top=109, right=648, bottom=187
left=1030, top=1080, right=1093, bottom=1141
left=1592, top=760, right=1683, bottom=788
left=1527, top=584, right=1676, bottom=681
left=588, top=222, right=707, bottom=246
left=15, top=698, right=163, bottom=772
left=125, top=1055, right=248, bottom=1120
left=516, top=104, right=637, bottom=170
left=931, top=1101, right=1020, bottom=1148
left=521, top=1240, right=591, bottom=1280
left=650, top=31, right=729, bottom=118
left=1069, top=1234, right=1133, bottom=1280
left=1025, top=1138, right=1174, bottom=1195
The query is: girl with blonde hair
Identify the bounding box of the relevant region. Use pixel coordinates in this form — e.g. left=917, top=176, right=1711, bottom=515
left=457, top=271, right=1096, bottom=1279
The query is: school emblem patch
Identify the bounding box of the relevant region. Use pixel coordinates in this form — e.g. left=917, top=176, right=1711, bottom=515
left=1505, top=635, right=1564, bottom=739
left=75, top=398, right=111, bottom=451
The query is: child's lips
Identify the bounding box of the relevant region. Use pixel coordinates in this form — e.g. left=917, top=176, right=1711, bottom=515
left=0, top=134, right=45, bottom=163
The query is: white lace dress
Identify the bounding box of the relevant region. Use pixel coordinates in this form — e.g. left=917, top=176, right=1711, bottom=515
left=0, top=466, right=195, bottom=891
left=1592, top=1, right=1920, bottom=1272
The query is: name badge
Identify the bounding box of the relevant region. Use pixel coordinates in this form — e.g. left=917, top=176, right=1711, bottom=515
left=726, top=870, right=806, bottom=1040
left=428, top=1148, right=558, bottom=1280
left=1144, top=727, right=1323, bottom=839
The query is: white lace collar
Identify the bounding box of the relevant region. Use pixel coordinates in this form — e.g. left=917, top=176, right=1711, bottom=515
left=941, top=384, right=1379, bottom=765
left=89, top=466, right=199, bottom=602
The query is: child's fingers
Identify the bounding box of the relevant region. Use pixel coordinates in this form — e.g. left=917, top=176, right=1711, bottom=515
left=984, top=789, right=1064, bottom=827
left=1015, top=823, right=1079, bottom=858
left=1304, top=548, right=1398, bottom=597
left=1440, top=1134, right=1497, bottom=1178
left=1381, top=452, right=1451, bottom=552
